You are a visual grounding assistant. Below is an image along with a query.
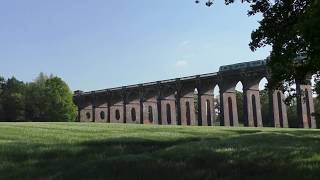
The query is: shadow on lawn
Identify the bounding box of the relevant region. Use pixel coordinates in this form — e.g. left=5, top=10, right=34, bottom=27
left=1, top=132, right=320, bottom=180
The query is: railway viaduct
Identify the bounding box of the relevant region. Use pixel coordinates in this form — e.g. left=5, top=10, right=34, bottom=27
left=73, top=60, right=317, bottom=129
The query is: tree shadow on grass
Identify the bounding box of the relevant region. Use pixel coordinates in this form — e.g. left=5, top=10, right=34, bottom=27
left=1, top=132, right=320, bottom=180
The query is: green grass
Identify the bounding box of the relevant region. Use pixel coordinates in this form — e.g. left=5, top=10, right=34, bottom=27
left=0, top=123, right=320, bottom=180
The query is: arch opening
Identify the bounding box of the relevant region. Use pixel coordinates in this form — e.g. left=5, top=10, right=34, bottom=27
left=166, top=104, right=172, bottom=124
left=100, top=111, right=105, bottom=120
left=86, top=112, right=91, bottom=120
left=259, top=77, right=270, bottom=127
left=131, top=108, right=136, bottom=122
left=194, top=88, right=199, bottom=125
left=252, top=94, right=258, bottom=127
left=235, top=81, right=243, bottom=125
left=305, top=89, right=312, bottom=128
left=213, top=85, right=220, bottom=125
left=115, top=109, right=120, bottom=121
left=186, top=101, right=191, bottom=125
left=148, top=106, right=153, bottom=123
left=277, top=91, right=284, bottom=128
left=235, top=81, right=243, bottom=92
left=206, top=100, right=212, bottom=126
left=228, top=97, right=234, bottom=126
left=287, top=83, right=298, bottom=128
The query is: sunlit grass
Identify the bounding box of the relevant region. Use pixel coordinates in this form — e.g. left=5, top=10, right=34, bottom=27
left=0, top=122, right=319, bottom=180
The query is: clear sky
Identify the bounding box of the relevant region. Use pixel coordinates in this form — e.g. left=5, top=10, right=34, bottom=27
left=0, top=0, right=271, bottom=92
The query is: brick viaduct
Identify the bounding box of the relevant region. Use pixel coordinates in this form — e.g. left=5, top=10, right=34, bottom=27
left=73, top=60, right=317, bottom=129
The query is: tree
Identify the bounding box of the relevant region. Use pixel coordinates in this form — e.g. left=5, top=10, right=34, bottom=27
left=287, top=98, right=299, bottom=128
left=313, top=97, right=320, bottom=127
left=260, top=89, right=271, bottom=126
left=198, top=0, right=320, bottom=102
left=25, top=73, right=50, bottom=121
left=42, top=77, right=77, bottom=122
left=0, top=76, right=5, bottom=120
left=236, top=91, right=244, bottom=125
left=214, top=95, right=221, bottom=124
left=245, top=0, right=320, bottom=90
left=198, top=0, right=319, bottom=127
left=0, top=76, right=4, bottom=93
left=0, top=74, right=77, bottom=122
left=25, top=73, right=77, bottom=122
left=1, top=77, right=26, bottom=121
left=26, top=72, right=52, bottom=121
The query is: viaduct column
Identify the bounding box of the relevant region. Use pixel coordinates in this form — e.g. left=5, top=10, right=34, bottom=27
left=220, top=79, right=239, bottom=127
left=122, top=88, right=127, bottom=124
left=77, top=107, right=81, bottom=122
left=93, top=92, right=109, bottom=123
left=296, top=78, right=316, bottom=129
left=160, top=84, right=177, bottom=125
left=109, top=90, right=126, bottom=124
left=141, top=85, right=160, bottom=125
left=179, top=80, right=196, bottom=126
left=197, top=77, right=215, bottom=126
left=269, top=89, right=288, bottom=128
left=243, top=78, right=263, bottom=127
left=139, top=85, right=144, bottom=124
left=75, top=92, right=99, bottom=123
left=175, top=79, right=182, bottom=125
left=125, top=88, right=141, bottom=124
left=73, top=91, right=84, bottom=122
left=107, top=96, right=111, bottom=123
left=91, top=92, right=96, bottom=123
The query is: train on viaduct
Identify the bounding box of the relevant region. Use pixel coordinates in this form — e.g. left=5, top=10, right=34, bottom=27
left=73, top=59, right=316, bottom=129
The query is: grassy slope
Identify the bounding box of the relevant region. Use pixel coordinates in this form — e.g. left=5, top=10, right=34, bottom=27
left=0, top=123, right=320, bottom=180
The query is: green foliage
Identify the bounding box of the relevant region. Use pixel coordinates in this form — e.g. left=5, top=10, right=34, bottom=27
left=227, top=0, right=319, bottom=91
left=43, top=77, right=77, bottom=121
left=0, top=76, right=5, bottom=119
left=314, top=97, right=320, bottom=127
left=0, top=123, right=320, bottom=180
left=0, top=76, right=4, bottom=92
left=0, top=73, right=76, bottom=122
left=25, top=73, right=49, bottom=121
left=287, top=99, right=299, bottom=128
left=201, top=0, right=320, bottom=101
left=260, top=89, right=271, bottom=126
left=316, top=81, right=320, bottom=113
left=204, top=0, right=319, bottom=125
left=213, top=95, right=220, bottom=124
left=194, top=92, right=199, bottom=123
left=0, top=77, right=26, bottom=121
left=253, top=0, right=320, bottom=89
left=235, top=91, right=244, bottom=125
left=317, top=82, right=320, bottom=96
left=235, top=90, right=270, bottom=126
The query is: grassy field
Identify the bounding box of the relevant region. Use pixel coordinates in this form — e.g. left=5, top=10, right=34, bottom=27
left=0, top=123, right=320, bottom=180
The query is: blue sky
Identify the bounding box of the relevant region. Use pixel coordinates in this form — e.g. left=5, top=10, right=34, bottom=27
left=0, top=0, right=271, bottom=91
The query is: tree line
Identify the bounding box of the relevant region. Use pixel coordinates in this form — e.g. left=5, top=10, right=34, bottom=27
left=0, top=73, right=76, bottom=122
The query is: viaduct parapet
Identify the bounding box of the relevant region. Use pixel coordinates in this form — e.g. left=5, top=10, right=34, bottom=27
left=73, top=60, right=316, bottom=128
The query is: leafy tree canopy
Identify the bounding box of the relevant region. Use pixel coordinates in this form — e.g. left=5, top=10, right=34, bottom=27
left=0, top=73, right=76, bottom=122
left=0, top=77, right=26, bottom=121
left=43, top=77, right=77, bottom=122
left=198, top=0, right=319, bottom=123
left=199, top=0, right=320, bottom=93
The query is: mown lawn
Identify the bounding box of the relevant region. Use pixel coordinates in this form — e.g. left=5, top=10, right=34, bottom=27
left=0, top=123, right=320, bottom=180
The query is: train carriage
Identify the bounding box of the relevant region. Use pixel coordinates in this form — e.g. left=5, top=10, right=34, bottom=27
left=219, top=60, right=266, bottom=72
